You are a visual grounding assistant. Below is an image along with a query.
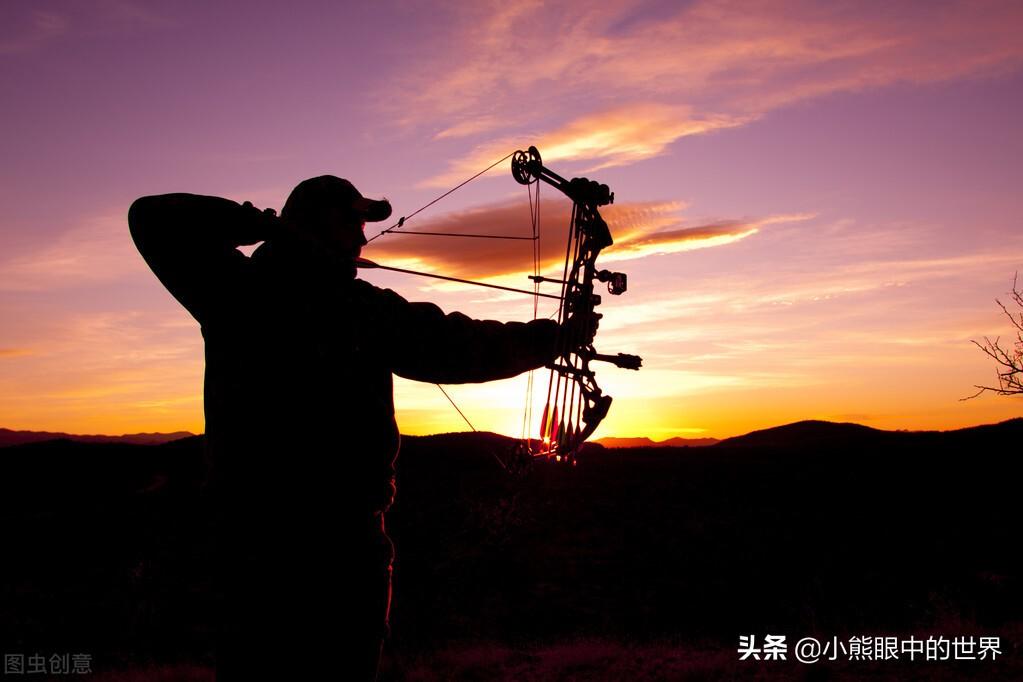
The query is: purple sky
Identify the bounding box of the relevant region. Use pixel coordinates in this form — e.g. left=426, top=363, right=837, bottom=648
left=2, top=0, right=1022, bottom=438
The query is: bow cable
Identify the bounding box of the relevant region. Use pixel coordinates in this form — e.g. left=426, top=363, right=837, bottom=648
left=366, top=151, right=517, bottom=243
left=354, top=258, right=559, bottom=300
left=363, top=150, right=549, bottom=460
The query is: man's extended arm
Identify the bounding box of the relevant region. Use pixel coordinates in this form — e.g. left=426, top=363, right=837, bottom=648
left=128, top=194, right=278, bottom=323
left=353, top=282, right=560, bottom=384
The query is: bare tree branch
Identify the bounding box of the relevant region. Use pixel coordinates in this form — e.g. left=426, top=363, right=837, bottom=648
left=964, top=272, right=1023, bottom=400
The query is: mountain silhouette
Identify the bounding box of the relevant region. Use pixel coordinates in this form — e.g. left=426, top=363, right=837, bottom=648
left=0, top=435, right=206, bottom=510
left=715, top=417, right=1023, bottom=449
left=595, top=435, right=719, bottom=448
left=0, top=427, right=194, bottom=448
left=2, top=420, right=1021, bottom=679
left=714, top=419, right=884, bottom=449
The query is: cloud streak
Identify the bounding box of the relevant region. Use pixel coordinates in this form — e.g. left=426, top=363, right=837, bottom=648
left=425, top=104, right=748, bottom=187
left=0, top=211, right=146, bottom=292
left=0, top=308, right=203, bottom=433
left=0, top=2, right=172, bottom=56
left=388, top=0, right=1023, bottom=177
left=365, top=198, right=803, bottom=282
left=0, top=10, right=68, bottom=55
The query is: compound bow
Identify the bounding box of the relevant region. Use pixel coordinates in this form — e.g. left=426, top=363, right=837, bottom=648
left=365, top=146, right=642, bottom=463
left=510, top=147, right=641, bottom=460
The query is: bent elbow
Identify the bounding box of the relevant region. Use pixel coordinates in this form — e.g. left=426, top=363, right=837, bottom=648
left=128, top=195, right=179, bottom=255
left=128, top=198, right=149, bottom=249
left=128, top=196, right=157, bottom=239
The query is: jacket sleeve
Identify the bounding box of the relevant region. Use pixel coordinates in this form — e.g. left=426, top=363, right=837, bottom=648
left=128, top=193, right=274, bottom=324
left=353, top=281, right=559, bottom=384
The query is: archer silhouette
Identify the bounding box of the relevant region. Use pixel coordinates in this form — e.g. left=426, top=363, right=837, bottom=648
left=128, top=176, right=575, bottom=680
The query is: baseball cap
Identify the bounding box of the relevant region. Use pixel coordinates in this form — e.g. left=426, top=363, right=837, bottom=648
left=281, top=175, right=392, bottom=226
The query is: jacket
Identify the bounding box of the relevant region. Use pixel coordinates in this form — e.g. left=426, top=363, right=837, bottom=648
left=129, top=193, right=559, bottom=513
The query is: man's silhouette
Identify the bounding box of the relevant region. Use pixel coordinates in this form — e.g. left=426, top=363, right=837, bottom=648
left=129, top=176, right=562, bottom=680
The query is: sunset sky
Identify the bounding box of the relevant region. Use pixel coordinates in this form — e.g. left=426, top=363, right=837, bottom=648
left=2, top=0, right=1022, bottom=440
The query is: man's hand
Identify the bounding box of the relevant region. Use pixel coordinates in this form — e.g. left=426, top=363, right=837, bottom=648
left=239, top=201, right=284, bottom=245
left=560, top=312, right=599, bottom=350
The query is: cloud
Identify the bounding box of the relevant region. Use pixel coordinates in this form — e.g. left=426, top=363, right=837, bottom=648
left=424, top=104, right=748, bottom=187
left=0, top=348, right=33, bottom=358
left=0, top=308, right=203, bottom=433
left=365, top=198, right=570, bottom=281
left=735, top=249, right=1023, bottom=312
left=0, top=2, right=171, bottom=55
left=603, top=212, right=815, bottom=262
left=434, top=117, right=506, bottom=141
left=364, top=198, right=801, bottom=283
left=383, top=0, right=1023, bottom=173
left=0, top=211, right=146, bottom=292
left=0, top=11, right=68, bottom=54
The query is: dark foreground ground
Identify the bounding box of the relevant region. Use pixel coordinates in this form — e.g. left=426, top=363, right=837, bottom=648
left=1, top=419, right=1020, bottom=680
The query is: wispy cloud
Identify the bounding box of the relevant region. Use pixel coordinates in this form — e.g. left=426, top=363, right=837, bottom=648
left=0, top=309, right=203, bottom=432
left=0, top=11, right=68, bottom=55
left=604, top=212, right=815, bottom=262
left=0, top=2, right=171, bottom=56
left=0, top=211, right=145, bottom=292
left=425, top=104, right=748, bottom=187
left=387, top=0, right=1023, bottom=176
left=365, top=198, right=803, bottom=281
left=434, top=116, right=505, bottom=141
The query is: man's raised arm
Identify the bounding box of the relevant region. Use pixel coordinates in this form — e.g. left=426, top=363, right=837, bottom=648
left=128, top=194, right=278, bottom=323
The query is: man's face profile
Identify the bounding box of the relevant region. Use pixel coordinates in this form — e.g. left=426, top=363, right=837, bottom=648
left=279, top=175, right=386, bottom=264
left=315, top=205, right=367, bottom=260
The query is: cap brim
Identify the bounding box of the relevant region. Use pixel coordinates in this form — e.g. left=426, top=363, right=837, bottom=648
left=353, top=196, right=392, bottom=223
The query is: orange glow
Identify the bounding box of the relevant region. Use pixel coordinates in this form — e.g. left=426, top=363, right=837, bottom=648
left=424, top=105, right=747, bottom=188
